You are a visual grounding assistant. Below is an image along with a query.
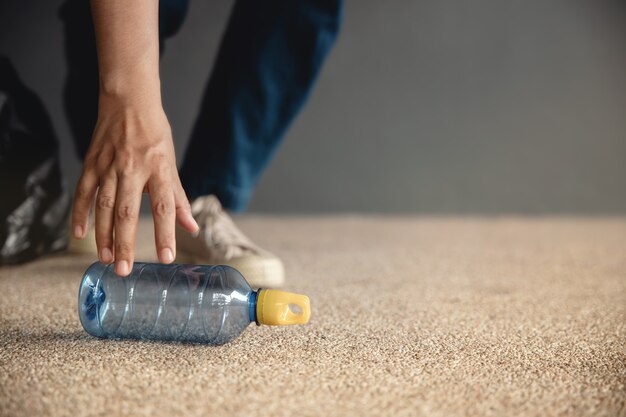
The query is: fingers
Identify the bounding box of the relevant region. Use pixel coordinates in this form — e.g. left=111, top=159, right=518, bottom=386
left=114, top=177, right=143, bottom=276
left=72, top=170, right=98, bottom=239
left=174, top=183, right=199, bottom=233
left=95, top=173, right=117, bottom=264
left=149, top=176, right=176, bottom=264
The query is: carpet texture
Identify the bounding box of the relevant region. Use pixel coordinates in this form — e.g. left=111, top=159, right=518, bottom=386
left=1, top=217, right=625, bottom=417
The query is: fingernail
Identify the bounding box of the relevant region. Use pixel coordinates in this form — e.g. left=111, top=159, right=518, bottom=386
left=73, top=225, right=83, bottom=239
left=160, top=248, right=174, bottom=264
left=100, top=248, right=113, bottom=263
left=116, top=260, right=130, bottom=276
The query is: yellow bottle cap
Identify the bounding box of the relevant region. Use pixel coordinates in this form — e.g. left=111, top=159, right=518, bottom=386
left=256, top=289, right=311, bottom=326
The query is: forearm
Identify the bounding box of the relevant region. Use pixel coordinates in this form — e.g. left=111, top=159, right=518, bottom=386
left=73, top=0, right=196, bottom=276
left=90, top=0, right=161, bottom=102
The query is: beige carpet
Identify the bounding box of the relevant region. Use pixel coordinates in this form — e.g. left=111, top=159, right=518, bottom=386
left=1, top=217, right=625, bottom=417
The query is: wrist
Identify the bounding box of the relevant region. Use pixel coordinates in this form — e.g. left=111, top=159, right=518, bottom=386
left=99, top=67, right=162, bottom=104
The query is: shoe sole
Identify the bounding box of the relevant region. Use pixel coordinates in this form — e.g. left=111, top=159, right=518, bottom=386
left=175, top=251, right=285, bottom=289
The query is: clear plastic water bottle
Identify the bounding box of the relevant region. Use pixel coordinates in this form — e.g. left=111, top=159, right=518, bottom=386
left=78, top=262, right=310, bottom=345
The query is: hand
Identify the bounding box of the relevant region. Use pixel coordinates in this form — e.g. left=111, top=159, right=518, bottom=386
left=72, top=92, right=198, bottom=276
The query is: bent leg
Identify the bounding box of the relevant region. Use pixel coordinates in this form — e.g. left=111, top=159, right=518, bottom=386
left=179, top=0, right=343, bottom=211
left=0, top=57, right=69, bottom=263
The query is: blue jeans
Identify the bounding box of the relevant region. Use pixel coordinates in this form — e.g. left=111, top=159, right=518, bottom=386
left=60, top=0, right=343, bottom=211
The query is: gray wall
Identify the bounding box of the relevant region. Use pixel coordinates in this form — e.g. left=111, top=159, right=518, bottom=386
left=1, top=0, right=625, bottom=213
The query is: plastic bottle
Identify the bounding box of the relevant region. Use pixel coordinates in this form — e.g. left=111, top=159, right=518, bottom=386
left=78, top=262, right=310, bottom=345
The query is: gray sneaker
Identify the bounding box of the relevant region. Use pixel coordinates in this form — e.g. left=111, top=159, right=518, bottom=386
left=0, top=156, right=70, bottom=265
left=175, top=195, right=285, bottom=288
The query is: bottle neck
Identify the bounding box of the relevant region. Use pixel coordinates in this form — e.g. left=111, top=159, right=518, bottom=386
left=248, top=290, right=259, bottom=325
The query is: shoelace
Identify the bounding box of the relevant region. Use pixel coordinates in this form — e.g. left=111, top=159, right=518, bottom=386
left=191, top=195, right=259, bottom=260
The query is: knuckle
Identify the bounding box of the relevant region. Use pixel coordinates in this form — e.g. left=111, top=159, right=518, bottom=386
left=115, top=241, right=133, bottom=257
left=96, top=153, right=112, bottom=172
left=75, top=184, right=92, bottom=201
left=83, top=152, right=97, bottom=167
left=96, top=235, right=112, bottom=247
left=176, top=196, right=192, bottom=212
left=153, top=199, right=173, bottom=217
left=153, top=157, right=172, bottom=177
left=115, top=154, right=136, bottom=177
left=158, top=237, right=174, bottom=249
left=118, top=164, right=136, bottom=178
left=151, top=152, right=167, bottom=164
left=97, top=195, right=115, bottom=210
left=152, top=172, right=168, bottom=185
left=156, top=230, right=174, bottom=244
left=180, top=204, right=192, bottom=215
left=116, top=204, right=137, bottom=221
left=96, top=237, right=112, bottom=250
